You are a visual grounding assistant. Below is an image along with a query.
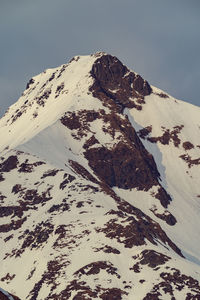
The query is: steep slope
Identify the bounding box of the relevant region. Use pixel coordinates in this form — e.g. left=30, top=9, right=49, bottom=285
left=0, top=52, right=200, bottom=299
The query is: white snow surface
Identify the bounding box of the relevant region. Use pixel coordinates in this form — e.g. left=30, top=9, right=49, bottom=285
left=0, top=53, right=106, bottom=155
left=0, top=53, right=200, bottom=299
left=124, top=90, right=200, bottom=262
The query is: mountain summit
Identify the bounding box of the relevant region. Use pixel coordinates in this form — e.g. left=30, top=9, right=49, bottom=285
left=0, top=53, right=200, bottom=299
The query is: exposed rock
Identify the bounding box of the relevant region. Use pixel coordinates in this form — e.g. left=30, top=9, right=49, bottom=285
left=69, top=160, right=99, bottom=184
left=0, top=156, right=19, bottom=172
left=90, top=54, right=151, bottom=112
left=182, top=141, right=195, bottom=151
left=154, top=92, right=169, bottom=98
left=94, top=245, right=120, bottom=254
left=20, top=221, right=54, bottom=252
left=179, top=154, right=200, bottom=168
left=60, top=101, right=171, bottom=207
left=0, top=206, right=19, bottom=218
left=138, top=126, right=152, bottom=139
left=96, top=206, right=183, bottom=257
left=150, top=207, right=177, bottom=226
left=0, top=217, right=27, bottom=233
left=18, top=160, right=44, bottom=173
left=26, top=78, right=35, bottom=90
left=84, top=141, right=160, bottom=190
left=100, top=288, right=127, bottom=300
left=137, top=250, right=171, bottom=268
left=142, top=267, right=200, bottom=299
left=36, top=89, right=52, bottom=106
left=0, top=174, right=4, bottom=182
left=41, top=169, right=59, bottom=179
left=74, top=261, right=120, bottom=278
left=138, top=125, right=184, bottom=148
left=154, top=187, right=172, bottom=209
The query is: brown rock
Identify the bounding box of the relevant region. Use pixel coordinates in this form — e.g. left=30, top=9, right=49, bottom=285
left=0, top=156, right=19, bottom=172
left=90, top=54, right=151, bottom=112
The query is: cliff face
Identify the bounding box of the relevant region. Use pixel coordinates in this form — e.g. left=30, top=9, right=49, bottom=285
left=90, top=54, right=152, bottom=109
left=0, top=53, right=200, bottom=299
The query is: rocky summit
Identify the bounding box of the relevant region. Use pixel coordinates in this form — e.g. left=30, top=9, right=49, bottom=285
left=0, top=52, right=200, bottom=300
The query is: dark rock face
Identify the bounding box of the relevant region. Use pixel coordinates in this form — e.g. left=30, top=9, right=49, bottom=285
left=18, top=161, right=45, bottom=173
left=69, top=160, right=99, bottom=184
left=154, top=187, right=172, bottom=209
left=179, top=154, right=200, bottom=168
left=96, top=204, right=183, bottom=257
left=56, top=282, right=127, bottom=300
left=150, top=206, right=177, bottom=226
left=90, top=54, right=152, bottom=112
left=138, top=125, right=184, bottom=148
left=0, top=174, right=4, bottom=182
left=137, top=250, right=171, bottom=268
left=61, top=105, right=171, bottom=207
left=21, top=222, right=54, bottom=251
left=26, top=78, right=35, bottom=90
left=0, top=156, right=19, bottom=172
left=69, top=54, right=169, bottom=207
left=84, top=140, right=160, bottom=190
left=182, top=141, right=194, bottom=150
left=130, top=250, right=171, bottom=274
left=143, top=268, right=200, bottom=300
left=59, top=173, right=76, bottom=190
left=62, top=53, right=154, bottom=196
left=74, top=261, right=120, bottom=277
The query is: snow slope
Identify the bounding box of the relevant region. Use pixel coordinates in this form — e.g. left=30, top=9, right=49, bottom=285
left=0, top=52, right=200, bottom=299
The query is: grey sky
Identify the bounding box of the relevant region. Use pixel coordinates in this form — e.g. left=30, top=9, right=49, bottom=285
left=0, top=0, right=200, bottom=116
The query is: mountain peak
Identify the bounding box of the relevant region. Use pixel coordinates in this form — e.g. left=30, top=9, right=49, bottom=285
left=90, top=53, right=152, bottom=113
left=0, top=53, right=99, bottom=154
left=0, top=52, right=200, bottom=299
left=0, top=52, right=150, bottom=155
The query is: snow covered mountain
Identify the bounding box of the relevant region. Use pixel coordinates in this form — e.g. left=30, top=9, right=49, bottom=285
left=0, top=52, right=200, bottom=300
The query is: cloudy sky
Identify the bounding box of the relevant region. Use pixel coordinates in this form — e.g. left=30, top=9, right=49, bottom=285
left=0, top=0, right=200, bottom=116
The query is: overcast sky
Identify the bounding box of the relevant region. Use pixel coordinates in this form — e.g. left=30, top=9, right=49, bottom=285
left=0, top=0, right=200, bottom=116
